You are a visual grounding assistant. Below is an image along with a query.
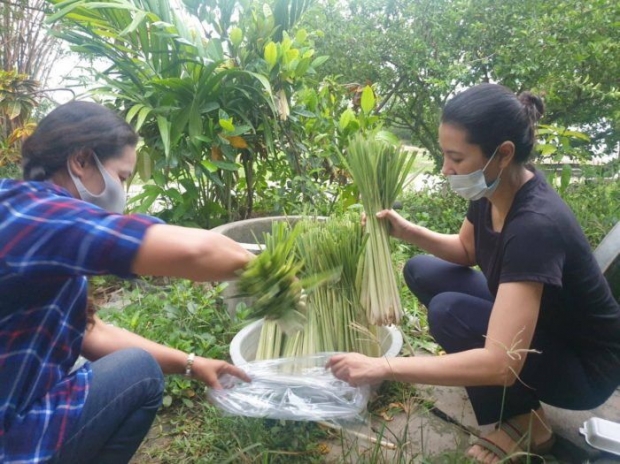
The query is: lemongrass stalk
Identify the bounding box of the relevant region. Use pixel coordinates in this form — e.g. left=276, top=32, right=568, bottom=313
left=255, top=214, right=382, bottom=359
left=342, top=133, right=416, bottom=326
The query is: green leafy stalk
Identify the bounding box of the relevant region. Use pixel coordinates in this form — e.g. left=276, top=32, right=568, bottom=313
left=342, top=132, right=417, bottom=326
left=252, top=215, right=381, bottom=360
left=236, top=221, right=339, bottom=337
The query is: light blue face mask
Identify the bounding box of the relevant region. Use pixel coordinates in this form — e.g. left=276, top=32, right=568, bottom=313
left=67, top=154, right=126, bottom=214
left=448, top=146, right=503, bottom=201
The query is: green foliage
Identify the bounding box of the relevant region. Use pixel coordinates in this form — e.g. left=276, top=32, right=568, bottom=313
left=536, top=124, right=592, bottom=163
left=49, top=0, right=366, bottom=227
left=97, top=278, right=245, bottom=406
left=0, top=70, right=39, bottom=165
left=251, top=79, right=387, bottom=217
left=399, top=182, right=468, bottom=239
left=559, top=173, right=620, bottom=248
left=304, top=0, right=620, bottom=167
left=0, top=162, right=22, bottom=179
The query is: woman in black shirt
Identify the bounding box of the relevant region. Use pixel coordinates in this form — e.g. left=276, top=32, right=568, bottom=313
left=327, top=83, right=620, bottom=462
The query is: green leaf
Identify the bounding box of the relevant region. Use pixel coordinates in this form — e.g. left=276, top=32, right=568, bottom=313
left=375, top=130, right=400, bottom=145
left=295, top=57, right=311, bottom=76
left=247, top=72, right=274, bottom=100
left=211, top=159, right=240, bottom=171
left=310, top=56, right=329, bottom=68
left=202, top=101, right=220, bottom=113
left=156, top=115, right=171, bottom=158
left=201, top=159, right=218, bottom=173
left=230, top=27, right=243, bottom=47
left=137, top=150, right=152, bottom=181
left=295, top=29, right=308, bottom=44
left=193, top=135, right=212, bottom=143
left=188, top=101, right=202, bottom=142
left=182, top=398, right=194, bottom=408
left=264, top=42, right=278, bottom=69
left=560, top=164, right=572, bottom=190
left=284, top=48, right=299, bottom=64
left=126, top=103, right=144, bottom=124
left=563, top=130, right=590, bottom=141
left=339, top=108, right=356, bottom=131
left=121, top=10, right=147, bottom=36
left=6, top=101, right=21, bottom=120
left=205, top=38, right=224, bottom=61
left=219, top=118, right=235, bottom=132
left=538, top=144, right=557, bottom=156
left=360, top=86, right=375, bottom=115
left=135, top=106, right=152, bottom=132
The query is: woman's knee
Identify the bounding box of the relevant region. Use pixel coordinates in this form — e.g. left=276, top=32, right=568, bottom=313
left=427, top=293, right=488, bottom=352
left=93, top=348, right=165, bottom=402
left=426, top=294, right=455, bottom=341
left=403, top=255, right=436, bottom=298
left=122, top=348, right=165, bottom=398
left=122, top=348, right=164, bottom=379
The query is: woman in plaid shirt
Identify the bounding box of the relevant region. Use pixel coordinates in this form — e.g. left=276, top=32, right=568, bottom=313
left=0, top=101, right=253, bottom=463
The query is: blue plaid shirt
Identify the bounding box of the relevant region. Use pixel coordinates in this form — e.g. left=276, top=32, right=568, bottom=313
left=0, top=179, right=162, bottom=463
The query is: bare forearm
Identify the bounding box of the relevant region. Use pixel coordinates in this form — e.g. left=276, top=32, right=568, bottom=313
left=403, top=224, right=473, bottom=266
left=82, top=318, right=188, bottom=375
left=382, top=349, right=511, bottom=387
left=133, top=225, right=254, bottom=281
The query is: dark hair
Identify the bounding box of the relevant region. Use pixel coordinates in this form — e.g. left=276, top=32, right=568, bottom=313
left=22, top=101, right=138, bottom=181
left=441, top=83, right=545, bottom=163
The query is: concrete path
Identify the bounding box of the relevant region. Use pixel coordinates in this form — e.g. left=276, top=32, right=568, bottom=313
left=325, top=359, right=620, bottom=463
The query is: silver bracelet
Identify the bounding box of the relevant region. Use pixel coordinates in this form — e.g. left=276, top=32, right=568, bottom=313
left=184, top=352, right=195, bottom=377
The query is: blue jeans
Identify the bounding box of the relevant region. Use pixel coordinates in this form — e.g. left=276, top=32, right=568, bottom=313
left=404, top=255, right=614, bottom=425
left=53, top=348, right=164, bottom=464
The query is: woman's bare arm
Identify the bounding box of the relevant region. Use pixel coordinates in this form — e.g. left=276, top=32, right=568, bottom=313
left=132, top=224, right=254, bottom=281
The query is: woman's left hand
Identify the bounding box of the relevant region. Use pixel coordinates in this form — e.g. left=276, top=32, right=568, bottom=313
left=326, top=353, right=390, bottom=386
left=191, top=357, right=251, bottom=389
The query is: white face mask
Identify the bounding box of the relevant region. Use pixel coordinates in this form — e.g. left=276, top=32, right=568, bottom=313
left=448, top=146, right=503, bottom=201
left=67, top=154, right=126, bottom=214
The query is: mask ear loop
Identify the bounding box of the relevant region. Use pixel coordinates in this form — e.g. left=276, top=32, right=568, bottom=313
left=482, top=145, right=505, bottom=192
left=482, top=145, right=501, bottom=171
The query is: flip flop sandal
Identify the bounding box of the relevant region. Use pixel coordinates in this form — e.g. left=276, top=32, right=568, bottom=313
left=471, top=421, right=556, bottom=463
left=499, top=420, right=556, bottom=456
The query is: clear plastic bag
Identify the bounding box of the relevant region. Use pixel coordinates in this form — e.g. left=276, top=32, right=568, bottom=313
left=207, top=353, right=370, bottom=422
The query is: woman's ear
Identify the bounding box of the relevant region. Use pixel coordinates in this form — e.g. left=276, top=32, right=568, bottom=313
left=67, top=151, right=92, bottom=178
left=498, top=141, right=516, bottom=169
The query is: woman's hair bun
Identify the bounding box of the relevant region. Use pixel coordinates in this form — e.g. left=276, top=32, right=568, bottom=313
left=22, top=163, right=47, bottom=181
left=518, top=91, right=545, bottom=123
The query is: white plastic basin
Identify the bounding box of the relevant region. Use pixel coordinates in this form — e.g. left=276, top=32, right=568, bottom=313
left=230, top=318, right=403, bottom=366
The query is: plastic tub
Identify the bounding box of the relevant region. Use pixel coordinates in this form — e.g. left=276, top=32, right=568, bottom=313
left=230, top=318, right=403, bottom=366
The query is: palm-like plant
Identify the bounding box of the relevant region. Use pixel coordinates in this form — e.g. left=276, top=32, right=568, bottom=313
left=48, top=0, right=322, bottom=227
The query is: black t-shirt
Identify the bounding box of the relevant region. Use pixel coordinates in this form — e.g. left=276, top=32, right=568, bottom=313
left=466, top=168, right=620, bottom=385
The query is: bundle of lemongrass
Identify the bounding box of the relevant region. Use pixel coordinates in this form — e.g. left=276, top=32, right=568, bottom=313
left=235, top=222, right=307, bottom=336
left=342, top=133, right=417, bottom=326
left=236, top=221, right=339, bottom=340
left=254, top=215, right=381, bottom=360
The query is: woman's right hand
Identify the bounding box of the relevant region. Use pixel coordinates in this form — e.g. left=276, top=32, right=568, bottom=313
left=374, top=209, right=413, bottom=241
left=191, top=357, right=251, bottom=389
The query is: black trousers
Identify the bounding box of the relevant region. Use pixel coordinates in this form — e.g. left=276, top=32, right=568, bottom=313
left=404, top=255, right=614, bottom=425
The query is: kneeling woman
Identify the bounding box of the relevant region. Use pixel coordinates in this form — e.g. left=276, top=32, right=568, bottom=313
left=1, top=101, right=252, bottom=463
left=327, top=83, right=620, bottom=462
